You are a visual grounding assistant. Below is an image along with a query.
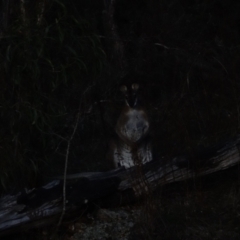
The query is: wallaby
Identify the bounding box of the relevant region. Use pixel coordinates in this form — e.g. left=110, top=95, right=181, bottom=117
left=108, top=83, right=152, bottom=168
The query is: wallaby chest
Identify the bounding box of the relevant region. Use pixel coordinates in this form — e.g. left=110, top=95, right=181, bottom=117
left=116, top=108, right=149, bottom=144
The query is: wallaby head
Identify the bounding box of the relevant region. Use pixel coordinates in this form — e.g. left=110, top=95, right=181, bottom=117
left=120, top=83, right=140, bottom=108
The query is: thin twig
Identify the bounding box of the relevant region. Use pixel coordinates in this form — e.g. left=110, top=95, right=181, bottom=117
left=20, top=0, right=26, bottom=26
left=57, top=107, right=81, bottom=226
left=37, top=0, right=45, bottom=26
left=51, top=84, right=95, bottom=238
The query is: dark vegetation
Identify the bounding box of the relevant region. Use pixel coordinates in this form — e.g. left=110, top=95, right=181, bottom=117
left=1, top=0, right=240, bottom=239
left=130, top=167, right=240, bottom=240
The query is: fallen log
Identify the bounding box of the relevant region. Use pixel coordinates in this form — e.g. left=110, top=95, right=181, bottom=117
left=1, top=135, right=240, bottom=235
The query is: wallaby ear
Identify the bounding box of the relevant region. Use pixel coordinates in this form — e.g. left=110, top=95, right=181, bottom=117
left=132, top=83, right=139, bottom=91
left=120, top=85, right=127, bottom=93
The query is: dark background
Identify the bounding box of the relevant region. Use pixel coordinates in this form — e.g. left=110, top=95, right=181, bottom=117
left=1, top=0, right=240, bottom=193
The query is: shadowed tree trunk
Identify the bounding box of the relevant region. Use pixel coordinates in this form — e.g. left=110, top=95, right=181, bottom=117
left=0, top=0, right=10, bottom=33
left=103, top=0, right=126, bottom=71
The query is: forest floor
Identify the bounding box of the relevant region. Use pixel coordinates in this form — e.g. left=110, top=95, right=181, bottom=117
left=3, top=166, right=240, bottom=240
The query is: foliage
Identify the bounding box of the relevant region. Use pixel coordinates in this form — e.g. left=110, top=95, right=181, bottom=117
left=0, top=0, right=106, bottom=192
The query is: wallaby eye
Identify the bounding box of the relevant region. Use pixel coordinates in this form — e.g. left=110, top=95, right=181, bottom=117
left=120, top=85, right=127, bottom=93
left=132, top=83, right=139, bottom=91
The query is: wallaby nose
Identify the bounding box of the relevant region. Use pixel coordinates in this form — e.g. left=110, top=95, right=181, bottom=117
left=127, top=96, right=137, bottom=108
